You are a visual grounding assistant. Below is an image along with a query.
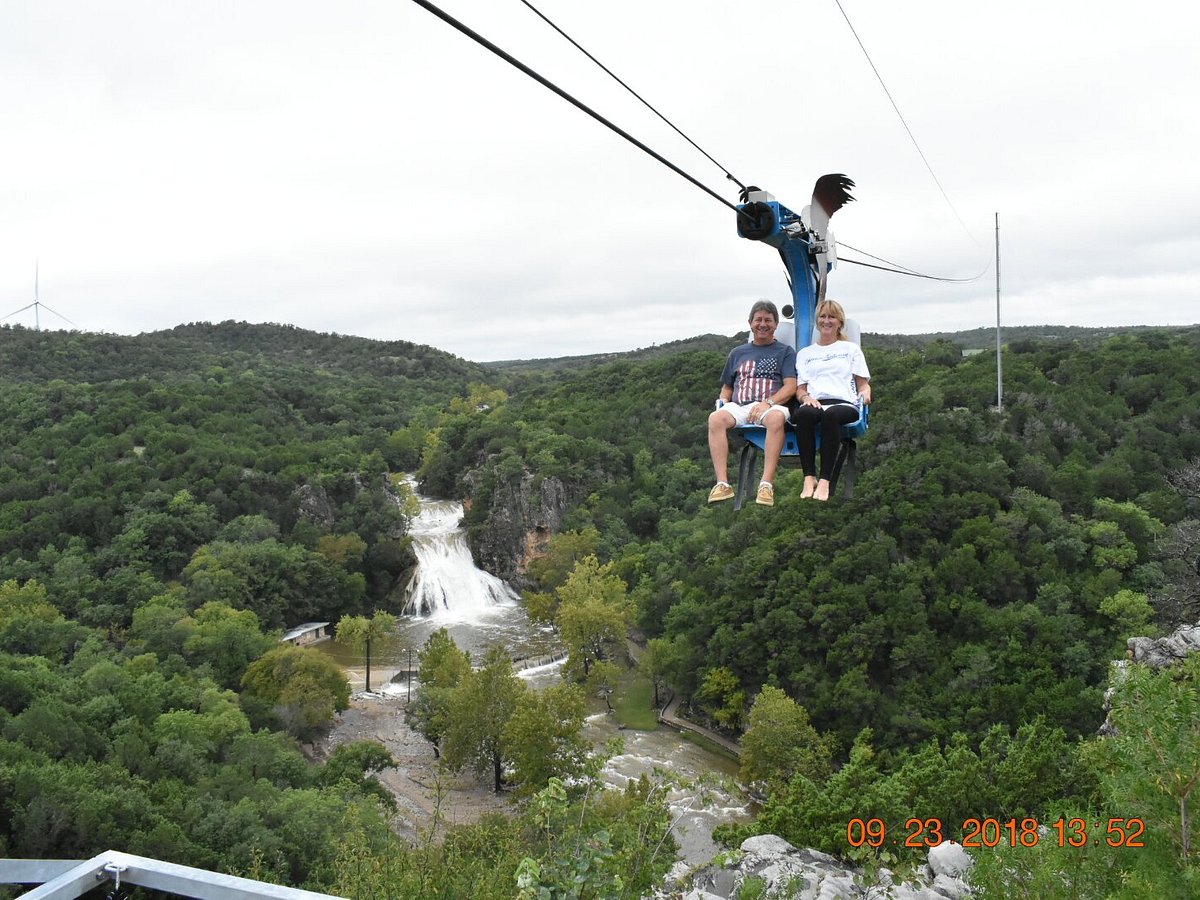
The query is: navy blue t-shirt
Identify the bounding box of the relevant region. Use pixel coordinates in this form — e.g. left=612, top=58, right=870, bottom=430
left=720, top=341, right=797, bottom=405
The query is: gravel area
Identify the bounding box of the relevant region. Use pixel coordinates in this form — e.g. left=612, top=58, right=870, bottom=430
left=319, top=691, right=512, bottom=841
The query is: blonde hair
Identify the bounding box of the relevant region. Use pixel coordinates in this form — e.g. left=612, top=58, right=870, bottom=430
left=816, top=299, right=849, bottom=341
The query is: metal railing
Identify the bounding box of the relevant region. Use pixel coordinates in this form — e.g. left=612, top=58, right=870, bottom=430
left=1, top=851, right=345, bottom=900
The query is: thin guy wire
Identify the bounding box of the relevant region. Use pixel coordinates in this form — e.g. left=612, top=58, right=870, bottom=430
left=836, top=240, right=924, bottom=275
left=831, top=0, right=978, bottom=244
left=515, top=0, right=747, bottom=190
left=838, top=252, right=988, bottom=283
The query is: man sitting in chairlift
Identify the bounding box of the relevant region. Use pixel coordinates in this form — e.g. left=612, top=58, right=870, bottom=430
left=706, top=300, right=797, bottom=508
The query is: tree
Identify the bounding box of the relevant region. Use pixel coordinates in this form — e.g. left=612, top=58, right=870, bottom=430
left=1088, top=658, right=1200, bottom=862
left=740, top=686, right=832, bottom=791
left=182, top=601, right=275, bottom=690
left=587, top=660, right=621, bottom=714
left=639, top=638, right=672, bottom=709
left=241, top=645, right=350, bottom=740
left=527, top=527, right=601, bottom=590
left=129, top=591, right=191, bottom=659
left=694, top=666, right=745, bottom=732
left=503, top=683, right=591, bottom=793
left=316, top=533, right=369, bottom=569
left=442, top=645, right=528, bottom=792
left=555, top=556, right=632, bottom=680
left=335, top=611, right=398, bottom=693
left=0, top=578, right=85, bottom=662
left=407, top=628, right=471, bottom=756
left=109, top=489, right=218, bottom=579
left=318, top=741, right=398, bottom=808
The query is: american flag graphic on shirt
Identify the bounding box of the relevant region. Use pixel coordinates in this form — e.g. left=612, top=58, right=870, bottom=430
left=733, top=356, right=780, bottom=404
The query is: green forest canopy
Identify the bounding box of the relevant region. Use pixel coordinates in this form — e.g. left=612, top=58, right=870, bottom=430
left=2, top=319, right=1198, bottom=896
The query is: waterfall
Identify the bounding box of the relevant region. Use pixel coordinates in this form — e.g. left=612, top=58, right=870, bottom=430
left=401, top=493, right=519, bottom=619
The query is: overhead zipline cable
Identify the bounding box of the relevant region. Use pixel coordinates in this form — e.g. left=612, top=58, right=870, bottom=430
left=515, top=0, right=748, bottom=191
left=408, top=0, right=751, bottom=222
left=410, top=0, right=978, bottom=284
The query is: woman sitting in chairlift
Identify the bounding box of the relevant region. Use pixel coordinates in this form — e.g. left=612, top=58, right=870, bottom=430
left=792, top=299, right=872, bottom=502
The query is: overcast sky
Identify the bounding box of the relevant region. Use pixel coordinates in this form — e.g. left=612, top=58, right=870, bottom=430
left=2, top=0, right=1196, bottom=361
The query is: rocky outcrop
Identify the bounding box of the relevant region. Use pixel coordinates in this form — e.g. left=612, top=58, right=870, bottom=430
left=291, top=475, right=410, bottom=538
left=463, top=470, right=573, bottom=589
left=1100, top=620, right=1200, bottom=735
left=291, top=483, right=337, bottom=528
left=1127, top=623, right=1200, bottom=669
left=664, top=835, right=972, bottom=900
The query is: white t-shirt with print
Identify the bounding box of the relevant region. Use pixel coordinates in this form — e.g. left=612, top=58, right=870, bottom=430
left=796, top=340, right=869, bottom=403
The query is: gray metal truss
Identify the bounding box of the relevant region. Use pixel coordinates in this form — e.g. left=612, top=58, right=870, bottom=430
left=0, top=851, right=346, bottom=900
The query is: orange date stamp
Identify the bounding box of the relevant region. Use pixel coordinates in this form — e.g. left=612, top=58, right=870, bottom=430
left=846, top=817, right=1146, bottom=849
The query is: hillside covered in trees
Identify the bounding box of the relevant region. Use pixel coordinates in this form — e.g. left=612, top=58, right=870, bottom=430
left=2, top=319, right=1199, bottom=897
left=417, top=323, right=1200, bottom=894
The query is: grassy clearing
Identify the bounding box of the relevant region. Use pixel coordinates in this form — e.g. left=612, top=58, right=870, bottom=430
left=612, top=666, right=659, bottom=731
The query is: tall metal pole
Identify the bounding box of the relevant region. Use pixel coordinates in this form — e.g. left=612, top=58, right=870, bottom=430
left=994, top=213, right=1002, bottom=412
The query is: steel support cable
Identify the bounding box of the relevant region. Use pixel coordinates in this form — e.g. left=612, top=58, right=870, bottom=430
left=831, top=0, right=978, bottom=246
left=408, top=0, right=751, bottom=223
left=515, top=0, right=747, bottom=191
left=838, top=253, right=986, bottom=283
left=838, top=237, right=993, bottom=281
left=835, top=240, right=924, bottom=275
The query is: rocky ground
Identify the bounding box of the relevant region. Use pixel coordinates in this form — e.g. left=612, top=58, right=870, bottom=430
left=317, top=690, right=512, bottom=842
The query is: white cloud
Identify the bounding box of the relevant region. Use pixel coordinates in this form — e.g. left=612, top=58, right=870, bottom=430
left=2, top=0, right=1197, bottom=361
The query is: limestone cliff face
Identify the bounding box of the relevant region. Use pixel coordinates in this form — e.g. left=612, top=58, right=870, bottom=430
left=462, top=469, right=573, bottom=590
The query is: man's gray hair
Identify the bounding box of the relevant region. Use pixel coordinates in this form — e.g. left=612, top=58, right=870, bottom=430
left=748, top=300, right=779, bottom=323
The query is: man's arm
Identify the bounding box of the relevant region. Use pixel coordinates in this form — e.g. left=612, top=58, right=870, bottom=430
left=776, top=377, right=797, bottom=404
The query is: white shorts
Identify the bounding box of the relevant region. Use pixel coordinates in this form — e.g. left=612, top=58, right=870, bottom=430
left=717, top=401, right=789, bottom=427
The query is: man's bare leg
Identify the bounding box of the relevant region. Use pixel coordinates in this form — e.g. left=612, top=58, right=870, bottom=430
left=707, top=409, right=736, bottom=484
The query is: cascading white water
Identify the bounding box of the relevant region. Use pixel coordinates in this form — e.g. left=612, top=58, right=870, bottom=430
left=401, top=495, right=519, bottom=619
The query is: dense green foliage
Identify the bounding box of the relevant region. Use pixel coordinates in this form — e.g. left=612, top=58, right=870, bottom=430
left=0, top=632, right=396, bottom=886
left=433, top=327, right=1199, bottom=753
left=0, top=321, right=489, bottom=885
left=421, top=324, right=1200, bottom=892
left=4, top=319, right=1199, bottom=896
left=329, top=774, right=676, bottom=899
left=408, top=631, right=592, bottom=796
left=0, top=321, right=490, bottom=623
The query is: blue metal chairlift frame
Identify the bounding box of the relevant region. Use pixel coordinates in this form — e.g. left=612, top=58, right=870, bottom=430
left=730, top=195, right=868, bottom=509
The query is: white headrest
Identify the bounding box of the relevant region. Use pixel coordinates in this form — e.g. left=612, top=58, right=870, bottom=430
left=811, top=317, right=861, bottom=345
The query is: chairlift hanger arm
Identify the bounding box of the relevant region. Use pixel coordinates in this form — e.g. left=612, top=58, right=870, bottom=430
left=736, top=176, right=856, bottom=350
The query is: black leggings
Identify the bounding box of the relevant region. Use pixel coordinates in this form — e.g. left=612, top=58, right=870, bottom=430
left=792, top=401, right=859, bottom=479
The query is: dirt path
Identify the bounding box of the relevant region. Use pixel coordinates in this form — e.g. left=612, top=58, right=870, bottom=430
left=321, top=692, right=512, bottom=841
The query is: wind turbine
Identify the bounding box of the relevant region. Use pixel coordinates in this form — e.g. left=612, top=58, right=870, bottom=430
left=1, top=263, right=78, bottom=330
